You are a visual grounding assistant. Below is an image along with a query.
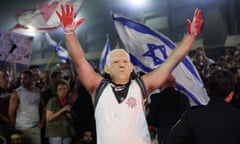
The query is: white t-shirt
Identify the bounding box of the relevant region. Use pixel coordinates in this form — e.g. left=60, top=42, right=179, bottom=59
left=95, top=79, right=151, bottom=144
left=15, top=86, right=41, bottom=130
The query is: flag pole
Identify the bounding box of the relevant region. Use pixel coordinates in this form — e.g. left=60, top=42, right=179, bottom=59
left=44, top=53, right=56, bottom=71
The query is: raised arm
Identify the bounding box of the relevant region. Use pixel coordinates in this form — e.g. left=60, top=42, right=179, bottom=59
left=9, top=62, right=16, bottom=86
left=143, top=8, right=204, bottom=93
left=56, top=3, right=102, bottom=95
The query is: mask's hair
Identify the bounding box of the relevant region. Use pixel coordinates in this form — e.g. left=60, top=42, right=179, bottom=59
left=105, top=49, right=130, bottom=66
left=106, top=53, right=111, bottom=66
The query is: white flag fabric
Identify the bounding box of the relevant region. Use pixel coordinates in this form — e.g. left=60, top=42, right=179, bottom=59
left=45, top=33, right=69, bottom=63
left=112, top=13, right=209, bottom=106
left=10, top=0, right=83, bottom=32
left=0, top=32, right=34, bottom=65
left=98, top=34, right=111, bottom=74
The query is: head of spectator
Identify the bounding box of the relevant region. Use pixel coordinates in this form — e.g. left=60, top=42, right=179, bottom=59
left=225, top=49, right=234, bottom=60
left=8, top=130, right=25, bottom=144
left=54, top=80, right=70, bottom=108
left=206, top=63, right=221, bottom=77
left=230, top=66, right=240, bottom=82
left=226, top=57, right=235, bottom=69
left=29, top=65, right=41, bottom=81
left=41, top=70, right=51, bottom=84
left=206, top=70, right=235, bottom=102
left=0, top=69, right=10, bottom=88
left=51, top=71, right=64, bottom=83
left=236, top=43, right=240, bottom=51
left=79, top=130, right=93, bottom=144
left=19, top=71, right=34, bottom=90
left=217, top=56, right=227, bottom=69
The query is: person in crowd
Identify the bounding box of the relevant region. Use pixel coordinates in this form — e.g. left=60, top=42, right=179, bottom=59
left=233, top=43, right=240, bottom=62
left=56, top=62, right=75, bottom=85
left=41, top=71, right=64, bottom=105
left=45, top=80, right=73, bottom=144
left=192, top=52, right=207, bottom=79
left=40, top=70, right=52, bottom=92
left=78, top=130, right=94, bottom=144
left=204, top=63, right=222, bottom=83
left=56, top=3, right=203, bottom=144
left=229, top=66, right=240, bottom=107
left=147, top=74, right=190, bottom=144
left=29, top=65, right=43, bottom=89
left=191, top=47, right=215, bottom=80
left=8, top=129, right=25, bottom=144
left=193, top=47, right=215, bottom=69
left=68, top=76, right=96, bottom=144
left=216, top=56, right=228, bottom=69
left=163, top=70, right=240, bottom=144
left=8, top=70, right=45, bottom=144
left=224, top=49, right=234, bottom=61
left=0, top=63, right=17, bottom=137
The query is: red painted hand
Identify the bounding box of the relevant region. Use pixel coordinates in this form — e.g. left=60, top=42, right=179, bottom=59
left=187, top=8, right=204, bottom=36
left=56, top=3, right=85, bottom=34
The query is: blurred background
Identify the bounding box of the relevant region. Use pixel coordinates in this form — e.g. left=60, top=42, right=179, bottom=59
left=0, top=0, right=240, bottom=71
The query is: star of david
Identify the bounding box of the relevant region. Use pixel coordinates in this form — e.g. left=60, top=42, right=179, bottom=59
left=142, top=43, right=168, bottom=66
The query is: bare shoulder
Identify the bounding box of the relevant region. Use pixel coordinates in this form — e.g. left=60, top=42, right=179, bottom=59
left=10, top=90, right=20, bottom=101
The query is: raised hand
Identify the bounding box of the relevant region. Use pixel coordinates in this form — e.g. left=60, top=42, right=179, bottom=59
left=187, top=8, right=203, bottom=36
left=56, top=3, right=86, bottom=35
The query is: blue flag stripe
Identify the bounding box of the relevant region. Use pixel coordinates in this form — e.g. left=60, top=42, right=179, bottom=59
left=131, top=52, right=202, bottom=105
left=98, top=36, right=111, bottom=73
left=176, top=83, right=202, bottom=105
left=130, top=53, right=152, bottom=72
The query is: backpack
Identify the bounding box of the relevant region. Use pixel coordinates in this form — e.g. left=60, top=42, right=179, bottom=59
left=94, top=77, right=148, bottom=110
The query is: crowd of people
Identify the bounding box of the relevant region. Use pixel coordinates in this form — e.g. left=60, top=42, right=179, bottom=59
left=0, top=3, right=240, bottom=144
left=0, top=62, right=95, bottom=144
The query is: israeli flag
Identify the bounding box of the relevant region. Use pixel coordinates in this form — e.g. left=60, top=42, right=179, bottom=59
left=45, top=33, right=69, bottom=63
left=98, top=34, right=111, bottom=74
left=112, top=13, right=209, bottom=106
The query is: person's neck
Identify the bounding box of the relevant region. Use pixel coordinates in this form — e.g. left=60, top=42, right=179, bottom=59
left=111, top=77, right=130, bottom=85
left=23, top=85, right=33, bottom=91
left=112, top=80, right=130, bottom=85
left=59, top=96, right=67, bottom=100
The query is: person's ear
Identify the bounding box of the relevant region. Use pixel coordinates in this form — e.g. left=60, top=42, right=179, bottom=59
left=104, top=64, right=110, bottom=74
left=130, top=63, right=134, bottom=73
left=224, top=91, right=234, bottom=103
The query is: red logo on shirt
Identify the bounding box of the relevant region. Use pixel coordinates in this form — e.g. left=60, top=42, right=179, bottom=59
left=126, top=97, right=137, bottom=109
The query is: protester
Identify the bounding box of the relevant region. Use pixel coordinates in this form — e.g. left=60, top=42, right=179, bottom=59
left=45, top=80, right=73, bottom=144
left=163, top=70, right=240, bottom=144
left=147, top=74, right=190, bottom=144
left=78, top=130, right=94, bottom=144
left=8, top=70, right=45, bottom=144
left=56, top=3, right=203, bottom=144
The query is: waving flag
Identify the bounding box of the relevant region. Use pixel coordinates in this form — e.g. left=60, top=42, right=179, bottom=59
left=112, top=13, right=209, bottom=106
left=10, top=0, right=83, bottom=32
left=98, top=34, right=111, bottom=74
left=45, top=33, right=69, bottom=62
